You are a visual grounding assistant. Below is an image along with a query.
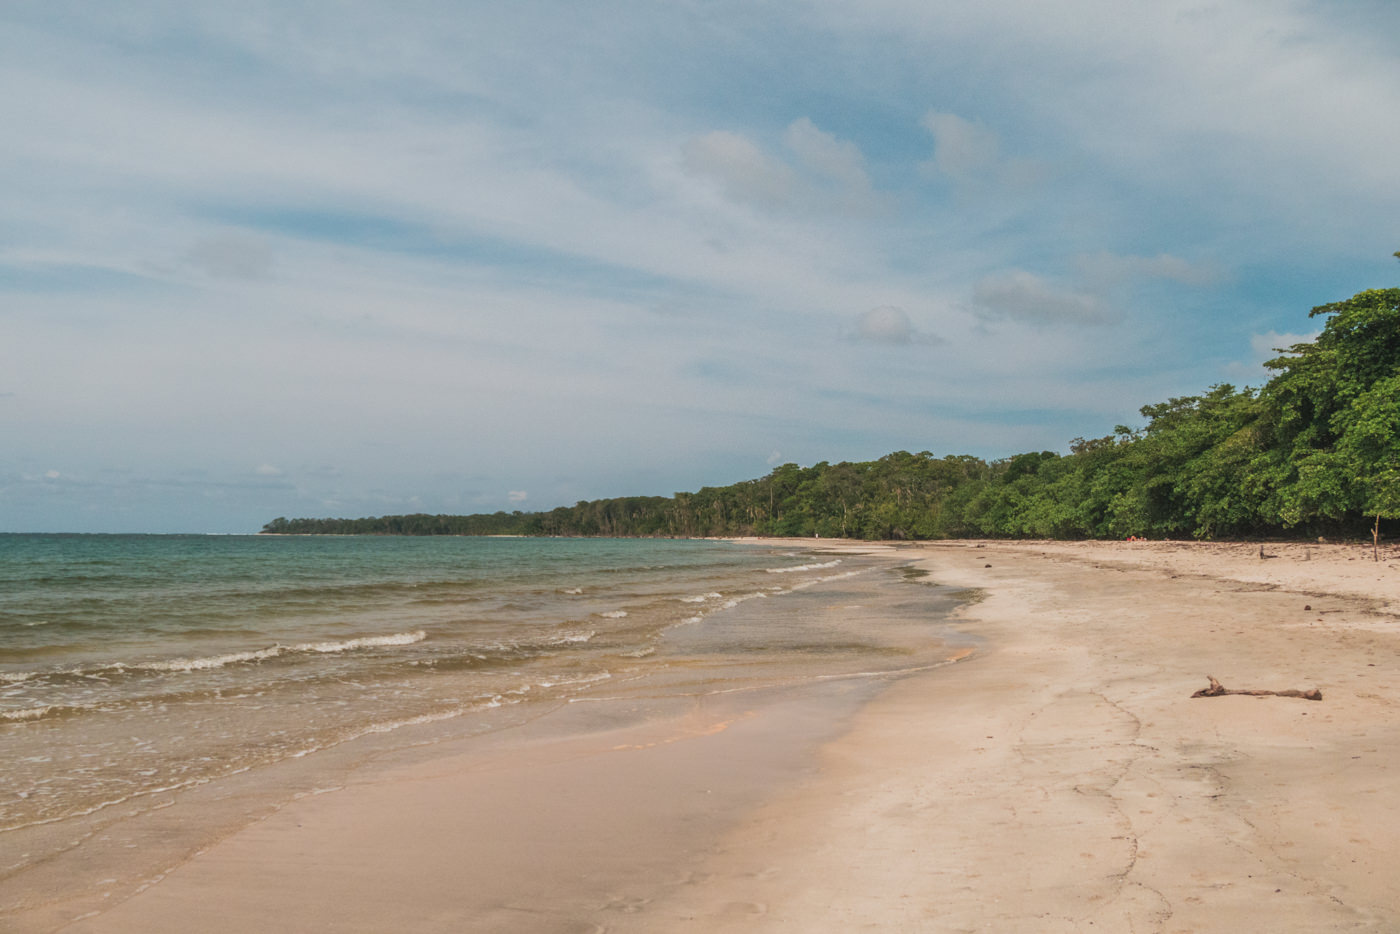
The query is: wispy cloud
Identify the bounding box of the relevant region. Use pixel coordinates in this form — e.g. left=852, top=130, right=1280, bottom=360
left=920, top=111, right=999, bottom=180
left=782, top=118, right=885, bottom=214
left=971, top=270, right=1112, bottom=326
left=919, top=110, right=1046, bottom=190
left=2, top=1, right=1397, bottom=530
left=850, top=306, right=939, bottom=345
left=1074, top=251, right=1222, bottom=288
left=187, top=234, right=275, bottom=280
left=682, top=118, right=885, bottom=217
left=683, top=130, right=799, bottom=210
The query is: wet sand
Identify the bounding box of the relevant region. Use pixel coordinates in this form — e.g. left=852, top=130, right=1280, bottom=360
left=13, top=539, right=1400, bottom=932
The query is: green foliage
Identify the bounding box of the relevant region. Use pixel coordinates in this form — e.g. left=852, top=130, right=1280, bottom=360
left=1250, top=288, right=1400, bottom=528
left=264, top=281, right=1400, bottom=543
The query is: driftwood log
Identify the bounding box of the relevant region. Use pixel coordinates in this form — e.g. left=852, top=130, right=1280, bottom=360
left=1191, top=675, right=1322, bottom=701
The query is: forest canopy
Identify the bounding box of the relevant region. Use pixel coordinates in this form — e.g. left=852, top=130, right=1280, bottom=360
left=264, top=282, right=1400, bottom=541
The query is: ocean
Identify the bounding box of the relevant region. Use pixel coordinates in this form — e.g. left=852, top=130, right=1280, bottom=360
left=0, top=533, right=967, bottom=913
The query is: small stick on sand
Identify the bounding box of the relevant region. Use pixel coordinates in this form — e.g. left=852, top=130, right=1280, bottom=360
left=1191, top=675, right=1321, bottom=701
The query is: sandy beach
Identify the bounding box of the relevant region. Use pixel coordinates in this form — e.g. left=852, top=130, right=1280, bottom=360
left=12, top=538, right=1400, bottom=932
left=630, top=538, right=1400, bottom=932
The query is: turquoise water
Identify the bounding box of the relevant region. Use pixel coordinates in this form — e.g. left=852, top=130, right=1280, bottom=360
left=0, top=534, right=793, bottom=670
left=0, top=535, right=960, bottom=842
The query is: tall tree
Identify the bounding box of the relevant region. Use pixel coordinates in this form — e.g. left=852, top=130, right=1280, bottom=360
left=1254, top=286, right=1400, bottom=529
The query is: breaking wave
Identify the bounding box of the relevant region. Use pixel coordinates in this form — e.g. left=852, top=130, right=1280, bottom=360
left=766, top=559, right=841, bottom=573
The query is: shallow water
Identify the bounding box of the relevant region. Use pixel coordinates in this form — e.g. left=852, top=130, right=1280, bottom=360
left=0, top=536, right=963, bottom=830
left=0, top=535, right=967, bottom=923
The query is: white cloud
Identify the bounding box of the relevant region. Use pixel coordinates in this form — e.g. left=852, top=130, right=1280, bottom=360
left=4, top=2, right=1397, bottom=531
left=971, top=270, right=1112, bottom=326
left=851, top=306, right=937, bottom=345
left=920, top=111, right=1000, bottom=180
left=919, top=110, right=1046, bottom=190
left=507, top=490, right=528, bottom=503
left=785, top=119, right=865, bottom=186
left=682, top=119, right=883, bottom=216
left=782, top=118, right=882, bottom=212
left=829, top=1, right=1400, bottom=243
left=682, top=130, right=799, bottom=210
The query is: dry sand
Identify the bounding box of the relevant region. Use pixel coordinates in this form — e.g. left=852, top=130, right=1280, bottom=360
left=16, top=539, right=1400, bottom=932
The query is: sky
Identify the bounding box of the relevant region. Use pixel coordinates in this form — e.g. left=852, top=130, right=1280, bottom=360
left=3, top=1, right=1399, bottom=533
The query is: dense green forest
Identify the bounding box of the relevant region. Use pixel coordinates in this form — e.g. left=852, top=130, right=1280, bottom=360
left=264, top=280, right=1400, bottom=542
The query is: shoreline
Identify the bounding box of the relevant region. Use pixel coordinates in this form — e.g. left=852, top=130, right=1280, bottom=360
left=12, top=539, right=1400, bottom=931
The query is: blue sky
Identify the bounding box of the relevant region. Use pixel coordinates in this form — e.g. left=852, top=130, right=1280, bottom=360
left=3, top=1, right=1398, bottom=532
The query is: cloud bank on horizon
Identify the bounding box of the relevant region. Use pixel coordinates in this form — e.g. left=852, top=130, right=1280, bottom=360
left=2, top=1, right=1397, bottom=532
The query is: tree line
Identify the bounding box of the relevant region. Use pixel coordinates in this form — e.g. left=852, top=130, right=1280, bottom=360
left=263, top=282, right=1400, bottom=542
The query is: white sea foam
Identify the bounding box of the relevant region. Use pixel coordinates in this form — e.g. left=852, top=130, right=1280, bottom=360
left=547, top=630, right=596, bottom=645
left=535, top=671, right=612, bottom=688
left=135, top=647, right=285, bottom=672
left=3, top=705, right=57, bottom=722
left=767, top=559, right=841, bottom=573
left=597, top=610, right=628, bottom=619
left=130, top=631, right=428, bottom=673
left=300, top=631, right=427, bottom=653
left=679, top=591, right=723, bottom=603
left=719, top=592, right=769, bottom=611
left=0, top=632, right=431, bottom=688
left=360, top=706, right=472, bottom=735
left=563, top=587, right=583, bottom=594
